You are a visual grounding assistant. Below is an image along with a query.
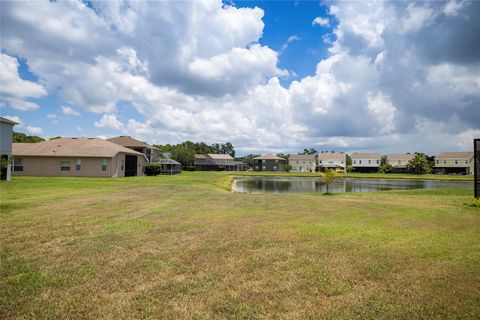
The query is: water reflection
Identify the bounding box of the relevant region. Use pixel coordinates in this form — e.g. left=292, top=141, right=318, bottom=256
left=232, top=177, right=472, bottom=194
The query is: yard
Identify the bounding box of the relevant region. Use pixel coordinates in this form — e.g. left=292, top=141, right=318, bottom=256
left=1, top=172, right=479, bottom=319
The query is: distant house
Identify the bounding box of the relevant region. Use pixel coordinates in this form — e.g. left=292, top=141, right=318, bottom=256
left=434, top=152, right=474, bottom=175
left=0, top=117, right=18, bottom=180
left=107, top=136, right=161, bottom=163
left=289, top=154, right=317, bottom=172
left=253, top=154, right=286, bottom=171
left=156, top=158, right=182, bottom=175
left=194, top=153, right=246, bottom=171
left=386, top=153, right=415, bottom=173
left=12, top=137, right=147, bottom=177
left=318, top=153, right=346, bottom=172
left=351, top=152, right=381, bottom=173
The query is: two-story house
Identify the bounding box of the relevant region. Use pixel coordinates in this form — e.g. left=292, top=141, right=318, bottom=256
left=386, top=153, right=415, bottom=173
left=0, top=117, right=18, bottom=180
left=317, top=153, right=346, bottom=172
left=107, top=136, right=161, bottom=163
left=289, top=154, right=317, bottom=172
left=434, top=152, right=474, bottom=175
left=351, top=152, right=381, bottom=173
left=253, top=154, right=286, bottom=171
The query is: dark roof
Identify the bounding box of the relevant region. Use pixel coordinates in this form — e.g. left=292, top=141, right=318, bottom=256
left=254, top=154, right=285, bottom=160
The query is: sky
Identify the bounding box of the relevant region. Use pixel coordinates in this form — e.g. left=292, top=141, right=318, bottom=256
left=0, top=0, right=479, bottom=156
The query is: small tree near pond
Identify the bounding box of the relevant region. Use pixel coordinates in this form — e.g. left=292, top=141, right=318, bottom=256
left=407, top=153, right=432, bottom=174
left=320, top=168, right=340, bottom=194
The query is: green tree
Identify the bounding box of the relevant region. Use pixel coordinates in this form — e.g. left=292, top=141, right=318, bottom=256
left=346, top=154, right=352, bottom=166
left=12, top=132, right=45, bottom=143
left=284, top=164, right=292, bottom=172
left=171, top=146, right=195, bottom=167
left=407, top=153, right=432, bottom=174
left=320, top=168, right=340, bottom=194
left=380, top=155, right=387, bottom=166
left=379, top=163, right=393, bottom=174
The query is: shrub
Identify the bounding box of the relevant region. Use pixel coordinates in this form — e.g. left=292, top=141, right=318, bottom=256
left=144, top=164, right=161, bottom=176
left=284, top=164, right=292, bottom=172
left=379, top=163, right=393, bottom=174
left=183, top=166, right=196, bottom=171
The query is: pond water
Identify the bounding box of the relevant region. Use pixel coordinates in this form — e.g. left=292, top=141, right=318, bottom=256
left=232, top=176, right=472, bottom=194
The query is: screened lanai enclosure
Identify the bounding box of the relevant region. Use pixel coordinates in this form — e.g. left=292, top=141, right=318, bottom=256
left=153, top=158, right=182, bottom=175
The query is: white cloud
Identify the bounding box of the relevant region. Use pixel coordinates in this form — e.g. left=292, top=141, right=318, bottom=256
left=1, top=0, right=479, bottom=154
left=61, top=106, right=81, bottom=116
left=3, top=115, right=22, bottom=127
left=312, top=17, right=329, bottom=27
left=96, top=135, right=107, bottom=140
left=280, top=35, right=301, bottom=52
left=26, top=126, right=43, bottom=134
left=94, top=114, right=124, bottom=130
left=0, top=54, right=47, bottom=111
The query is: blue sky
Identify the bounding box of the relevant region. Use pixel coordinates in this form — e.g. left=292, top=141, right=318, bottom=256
left=1, top=0, right=479, bottom=155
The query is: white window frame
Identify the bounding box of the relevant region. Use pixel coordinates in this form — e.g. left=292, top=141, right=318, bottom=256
left=60, top=160, right=71, bottom=171
left=13, top=158, right=24, bottom=171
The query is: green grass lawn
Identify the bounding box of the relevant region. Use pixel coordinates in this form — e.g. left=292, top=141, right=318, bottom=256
left=1, top=172, right=479, bottom=319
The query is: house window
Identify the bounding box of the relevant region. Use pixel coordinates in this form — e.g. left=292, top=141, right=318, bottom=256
left=455, top=160, right=458, bottom=164
left=368, top=160, right=371, bottom=164
left=101, top=159, right=107, bottom=171
left=436, top=160, right=439, bottom=164
left=319, top=160, right=322, bottom=164
left=353, top=160, right=356, bottom=164
left=121, top=159, right=124, bottom=170
left=76, top=159, right=81, bottom=171
left=275, top=159, right=279, bottom=163
left=255, top=166, right=259, bottom=170
left=60, top=161, right=70, bottom=171
left=13, top=158, right=23, bottom=171
left=262, top=159, right=266, bottom=164
left=262, top=166, right=266, bottom=170
left=341, top=161, right=344, bottom=164
left=376, top=160, right=379, bottom=164
left=398, top=160, right=401, bottom=164
left=359, top=160, right=362, bottom=164
left=444, top=160, right=447, bottom=164
left=273, top=166, right=277, bottom=170
left=465, top=160, right=468, bottom=164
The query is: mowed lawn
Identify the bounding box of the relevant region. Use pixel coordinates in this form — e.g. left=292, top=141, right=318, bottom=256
left=1, top=173, right=479, bottom=319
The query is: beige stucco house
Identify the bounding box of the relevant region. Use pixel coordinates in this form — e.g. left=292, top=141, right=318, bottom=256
left=12, top=137, right=147, bottom=177
left=289, top=154, right=317, bottom=172
left=351, top=152, right=381, bottom=173
left=386, top=153, right=415, bottom=173
left=434, top=152, right=474, bottom=175
left=1, top=117, right=18, bottom=180
left=317, top=153, right=346, bottom=172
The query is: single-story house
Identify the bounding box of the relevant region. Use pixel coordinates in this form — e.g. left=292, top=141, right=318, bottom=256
left=194, top=153, right=246, bottom=171
left=107, top=136, right=161, bottom=163
left=12, top=137, right=147, bottom=177
left=434, top=152, right=474, bottom=175
left=289, top=154, right=317, bottom=172
left=0, top=117, right=18, bottom=180
left=318, top=153, right=346, bottom=172
left=386, top=153, right=415, bottom=173
left=351, top=152, right=381, bottom=173
left=253, top=154, right=286, bottom=171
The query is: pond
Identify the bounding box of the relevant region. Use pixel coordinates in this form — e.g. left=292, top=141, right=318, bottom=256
left=232, top=176, right=472, bottom=194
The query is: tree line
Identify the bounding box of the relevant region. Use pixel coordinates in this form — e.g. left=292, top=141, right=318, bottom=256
left=153, top=141, right=235, bottom=167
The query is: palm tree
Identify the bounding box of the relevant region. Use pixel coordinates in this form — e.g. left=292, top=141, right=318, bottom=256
left=320, top=168, right=340, bottom=194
